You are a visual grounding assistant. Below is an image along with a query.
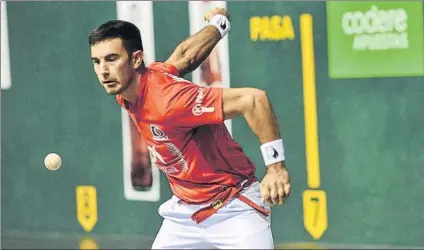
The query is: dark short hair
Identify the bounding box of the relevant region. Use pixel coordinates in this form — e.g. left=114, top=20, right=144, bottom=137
left=88, top=20, right=143, bottom=54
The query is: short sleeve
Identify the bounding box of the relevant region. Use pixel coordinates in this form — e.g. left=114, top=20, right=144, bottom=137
left=161, top=80, right=224, bottom=127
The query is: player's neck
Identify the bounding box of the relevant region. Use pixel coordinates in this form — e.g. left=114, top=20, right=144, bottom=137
left=121, top=67, right=147, bottom=104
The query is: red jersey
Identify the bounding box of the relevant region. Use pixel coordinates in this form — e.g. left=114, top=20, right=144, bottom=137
left=116, top=62, right=256, bottom=204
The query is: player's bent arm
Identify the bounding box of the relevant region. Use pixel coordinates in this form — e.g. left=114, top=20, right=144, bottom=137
left=223, top=88, right=281, bottom=142
left=165, top=26, right=221, bottom=77
left=223, top=88, right=286, bottom=171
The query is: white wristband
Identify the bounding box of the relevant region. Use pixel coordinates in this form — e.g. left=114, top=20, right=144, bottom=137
left=260, top=139, right=285, bottom=166
left=208, top=14, right=231, bottom=38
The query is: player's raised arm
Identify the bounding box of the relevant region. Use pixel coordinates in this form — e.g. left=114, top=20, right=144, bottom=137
left=165, top=8, right=230, bottom=77
left=222, top=87, right=292, bottom=206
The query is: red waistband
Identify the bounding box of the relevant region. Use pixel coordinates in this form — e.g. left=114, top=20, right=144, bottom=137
left=189, top=176, right=271, bottom=224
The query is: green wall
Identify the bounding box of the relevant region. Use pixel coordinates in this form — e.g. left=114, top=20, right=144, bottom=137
left=2, top=1, right=423, bottom=248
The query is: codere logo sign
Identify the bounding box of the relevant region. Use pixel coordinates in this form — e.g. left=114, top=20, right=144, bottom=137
left=342, top=5, right=408, bottom=51
left=326, top=1, right=424, bottom=79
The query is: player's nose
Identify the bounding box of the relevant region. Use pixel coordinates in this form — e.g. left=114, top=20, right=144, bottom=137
left=99, top=63, right=110, bottom=78
left=100, top=71, right=110, bottom=79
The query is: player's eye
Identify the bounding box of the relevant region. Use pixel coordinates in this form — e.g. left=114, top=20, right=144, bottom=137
left=105, top=55, right=118, bottom=62
left=92, top=59, right=100, bottom=65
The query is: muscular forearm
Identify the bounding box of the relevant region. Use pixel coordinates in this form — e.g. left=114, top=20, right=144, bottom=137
left=177, top=26, right=221, bottom=76
left=243, top=90, right=281, bottom=144
left=222, top=87, right=286, bottom=170
left=243, top=90, right=286, bottom=171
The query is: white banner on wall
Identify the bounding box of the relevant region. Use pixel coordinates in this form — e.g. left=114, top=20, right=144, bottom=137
left=188, top=1, right=232, bottom=135
left=1, top=1, right=12, bottom=90
left=117, top=1, right=160, bottom=202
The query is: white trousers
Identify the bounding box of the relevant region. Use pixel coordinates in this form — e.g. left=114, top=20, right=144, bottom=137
left=151, top=181, right=274, bottom=249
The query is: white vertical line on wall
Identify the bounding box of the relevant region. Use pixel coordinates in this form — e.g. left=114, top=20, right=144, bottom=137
left=188, top=1, right=232, bottom=136
left=117, top=1, right=160, bottom=202
left=1, top=1, right=12, bottom=90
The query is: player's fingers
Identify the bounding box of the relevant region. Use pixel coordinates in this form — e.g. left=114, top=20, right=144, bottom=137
left=204, top=13, right=212, bottom=21
left=270, top=183, right=279, bottom=205
left=205, top=8, right=229, bottom=21
left=210, top=8, right=223, bottom=17
left=277, top=185, right=285, bottom=205
left=204, top=9, right=217, bottom=21
left=260, top=183, right=270, bottom=202
left=219, top=9, right=230, bottom=20
left=220, top=9, right=228, bottom=16
left=265, top=187, right=273, bottom=205
left=217, top=7, right=226, bottom=14
left=284, top=183, right=291, bottom=198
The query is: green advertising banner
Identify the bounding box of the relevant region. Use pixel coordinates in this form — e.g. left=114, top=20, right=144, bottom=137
left=326, top=1, right=424, bottom=79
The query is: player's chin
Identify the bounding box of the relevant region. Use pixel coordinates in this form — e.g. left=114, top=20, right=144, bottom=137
left=104, top=86, right=123, bottom=95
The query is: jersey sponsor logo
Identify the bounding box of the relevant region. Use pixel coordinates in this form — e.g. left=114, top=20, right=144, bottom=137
left=192, top=104, right=215, bottom=116
left=147, top=145, right=167, bottom=164
left=195, top=88, right=204, bottom=103
left=147, top=142, right=188, bottom=175
left=160, top=166, right=179, bottom=174
left=192, top=88, right=215, bottom=116
left=150, top=124, right=169, bottom=141
left=165, top=143, right=188, bottom=172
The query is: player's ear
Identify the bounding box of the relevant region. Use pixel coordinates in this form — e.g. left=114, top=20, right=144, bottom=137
left=131, top=50, right=144, bottom=69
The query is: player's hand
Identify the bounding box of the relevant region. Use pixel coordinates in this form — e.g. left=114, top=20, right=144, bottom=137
left=260, top=162, right=291, bottom=206
left=204, top=7, right=230, bottom=22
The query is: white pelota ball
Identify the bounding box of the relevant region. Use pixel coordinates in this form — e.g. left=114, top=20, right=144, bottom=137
left=44, top=153, right=62, bottom=171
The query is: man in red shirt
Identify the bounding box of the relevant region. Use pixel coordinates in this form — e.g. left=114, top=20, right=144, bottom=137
left=89, top=8, right=291, bottom=249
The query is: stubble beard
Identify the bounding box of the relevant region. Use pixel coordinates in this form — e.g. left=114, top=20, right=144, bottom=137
left=109, top=74, right=133, bottom=96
